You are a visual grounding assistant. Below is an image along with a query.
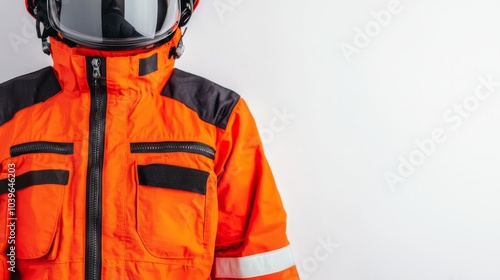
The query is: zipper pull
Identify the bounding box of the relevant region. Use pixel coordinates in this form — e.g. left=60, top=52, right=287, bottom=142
left=91, top=58, right=101, bottom=80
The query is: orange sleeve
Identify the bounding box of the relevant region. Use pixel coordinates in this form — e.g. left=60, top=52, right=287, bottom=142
left=213, top=98, right=300, bottom=279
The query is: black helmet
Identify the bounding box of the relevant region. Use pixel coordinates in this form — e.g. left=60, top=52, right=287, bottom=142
left=26, top=0, right=198, bottom=51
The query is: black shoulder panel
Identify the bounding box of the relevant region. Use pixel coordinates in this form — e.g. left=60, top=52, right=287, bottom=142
left=161, top=69, right=240, bottom=130
left=0, top=67, right=62, bottom=127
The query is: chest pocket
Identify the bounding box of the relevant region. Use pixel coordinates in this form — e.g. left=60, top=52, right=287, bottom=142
left=131, top=141, right=214, bottom=259
left=0, top=141, right=73, bottom=260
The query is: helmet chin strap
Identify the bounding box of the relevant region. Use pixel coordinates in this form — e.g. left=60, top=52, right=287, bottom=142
left=169, top=27, right=188, bottom=60
left=34, top=0, right=56, bottom=55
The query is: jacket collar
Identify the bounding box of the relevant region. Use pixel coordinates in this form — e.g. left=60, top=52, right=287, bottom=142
left=51, top=29, right=181, bottom=97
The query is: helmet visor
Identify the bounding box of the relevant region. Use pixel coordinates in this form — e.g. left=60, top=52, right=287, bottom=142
left=48, top=0, right=180, bottom=49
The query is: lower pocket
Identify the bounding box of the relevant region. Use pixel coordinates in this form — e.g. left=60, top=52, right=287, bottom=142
left=136, top=163, right=209, bottom=259
left=0, top=168, right=69, bottom=260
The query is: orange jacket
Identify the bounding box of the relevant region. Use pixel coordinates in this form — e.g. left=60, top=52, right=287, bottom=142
left=0, top=30, right=299, bottom=279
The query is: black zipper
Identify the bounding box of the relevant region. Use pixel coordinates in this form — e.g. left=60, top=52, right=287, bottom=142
left=85, top=57, right=106, bottom=280
left=10, top=141, right=73, bottom=157
left=130, top=141, right=216, bottom=160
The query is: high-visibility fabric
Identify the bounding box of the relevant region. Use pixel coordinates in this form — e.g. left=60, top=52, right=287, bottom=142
left=0, top=29, right=299, bottom=279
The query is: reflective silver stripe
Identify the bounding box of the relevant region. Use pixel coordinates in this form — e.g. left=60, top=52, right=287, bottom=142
left=215, top=245, right=296, bottom=278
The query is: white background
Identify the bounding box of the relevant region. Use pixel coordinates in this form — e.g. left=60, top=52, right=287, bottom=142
left=1, top=0, right=500, bottom=279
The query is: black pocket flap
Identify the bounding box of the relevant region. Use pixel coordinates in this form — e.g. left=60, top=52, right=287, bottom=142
left=0, top=169, right=69, bottom=194
left=137, top=164, right=209, bottom=195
